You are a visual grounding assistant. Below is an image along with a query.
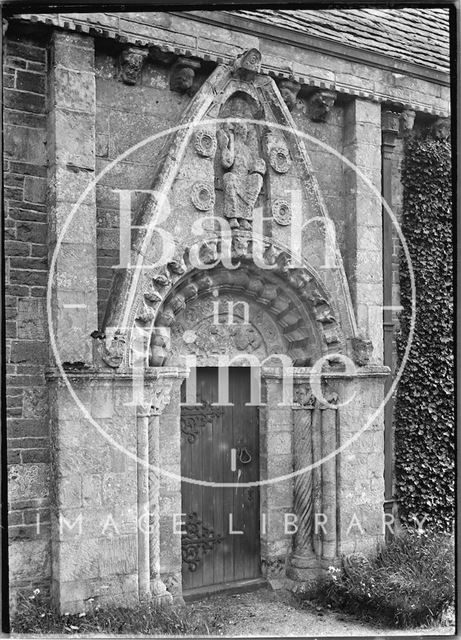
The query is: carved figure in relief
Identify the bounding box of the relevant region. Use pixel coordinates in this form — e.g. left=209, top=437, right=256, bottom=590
left=217, top=117, right=266, bottom=230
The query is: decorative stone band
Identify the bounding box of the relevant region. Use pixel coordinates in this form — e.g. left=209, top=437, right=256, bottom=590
left=8, top=14, right=450, bottom=117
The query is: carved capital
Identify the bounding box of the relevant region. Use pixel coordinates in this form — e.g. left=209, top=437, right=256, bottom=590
left=119, top=46, right=148, bottom=85
left=277, top=79, right=301, bottom=111
left=151, top=377, right=174, bottom=415
left=294, top=384, right=316, bottom=407
left=308, top=90, right=337, bottom=122
left=232, top=48, right=261, bottom=80
left=170, top=56, right=201, bottom=94
left=317, top=381, right=339, bottom=409
left=430, top=116, right=450, bottom=141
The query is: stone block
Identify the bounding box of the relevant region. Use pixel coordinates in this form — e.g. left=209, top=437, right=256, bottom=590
left=9, top=538, right=50, bottom=583
left=102, top=472, right=137, bottom=506
left=109, top=109, right=179, bottom=164
left=58, top=475, right=82, bottom=509
left=356, top=226, right=381, bottom=252
left=8, top=463, right=49, bottom=503
left=54, top=36, right=94, bottom=72
left=52, top=68, right=95, bottom=114
left=17, top=299, right=46, bottom=340
left=50, top=202, right=96, bottom=245
left=82, top=474, right=102, bottom=506
left=16, top=70, right=46, bottom=94
left=267, top=430, right=292, bottom=455
left=52, top=110, right=95, bottom=170
left=10, top=340, right=47, bottom=365
left=90, top=385, right=114, bottom=419
left=3, top=88, right=45, bottom=114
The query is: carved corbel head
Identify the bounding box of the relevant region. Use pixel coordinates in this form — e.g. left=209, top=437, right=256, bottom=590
left=351, top=335, right=374, bottom=366
left=277, top=79, right=301, bottom=111
left=119, top=46, right=148, bottom=85
left=399, top=109, right=416, bottom=136
left=170, top=56, right=201, bottom=94
left=308, top=89, right=337, bottom=122
left=91, top=330, right=126, bottom=369
left=382, top=110, right=400, bottom=147
left=232, top=48, right=262, bottom=81
left=431, top=116, right=450, bottom=141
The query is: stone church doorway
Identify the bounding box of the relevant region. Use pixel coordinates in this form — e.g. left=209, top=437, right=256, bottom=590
left=180, top=367, right=261, bottom=592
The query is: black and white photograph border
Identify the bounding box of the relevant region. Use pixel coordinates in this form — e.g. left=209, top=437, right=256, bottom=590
left=1, top=0, right=456, bottom=637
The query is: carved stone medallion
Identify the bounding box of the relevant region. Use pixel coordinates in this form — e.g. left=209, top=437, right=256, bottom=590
left=272, top=199, right=291, bottom=226
left=269, top=145, right=291, bottom=174
left=191, top=182, right=215, bottom=211
left=194, top=129, right=217, bottom=157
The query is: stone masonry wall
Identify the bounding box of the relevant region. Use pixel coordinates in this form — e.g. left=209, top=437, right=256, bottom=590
left=4, top=24, right=52, bottom=604
left=94, top=47, right=193, bottom=327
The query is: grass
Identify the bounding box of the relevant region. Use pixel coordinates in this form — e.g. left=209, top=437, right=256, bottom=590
left=11, top=590, right=226, bottom=635
left=296, top=529, right=455, bottom=629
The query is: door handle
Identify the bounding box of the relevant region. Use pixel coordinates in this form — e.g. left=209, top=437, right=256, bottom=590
left=237, top=447, right=252, bottom=464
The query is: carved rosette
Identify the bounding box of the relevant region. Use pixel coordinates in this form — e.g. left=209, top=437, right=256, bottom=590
left=269, top=145, right=292, bottom=174
left=194, top=129, right=217, bottom=157
left=272, top=199, right=291, bottom=226
left=191, top=182, right=215, bottom=211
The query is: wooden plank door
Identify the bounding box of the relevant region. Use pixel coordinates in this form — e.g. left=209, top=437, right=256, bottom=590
left=180, top=367, right=260, bottom=591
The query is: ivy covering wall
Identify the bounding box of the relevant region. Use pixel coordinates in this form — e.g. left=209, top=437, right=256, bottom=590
left=395, top=131, right=454, bottom=533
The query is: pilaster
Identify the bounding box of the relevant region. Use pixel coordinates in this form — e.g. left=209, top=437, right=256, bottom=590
left=343, top=98, right=383, bottom=363
left=47, top=31, right=97, bottom=364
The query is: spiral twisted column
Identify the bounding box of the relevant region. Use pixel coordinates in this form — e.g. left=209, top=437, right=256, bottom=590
left=287, top=389, right=317, bottom=580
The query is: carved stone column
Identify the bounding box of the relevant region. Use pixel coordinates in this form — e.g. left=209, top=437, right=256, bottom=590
left=136, top=403, right=151, bottom=599
left=319, top=387, right=339, bottom=561
left=148, top=375, right=175, bottom=604
left=287, top=387, right=318, bottom=580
